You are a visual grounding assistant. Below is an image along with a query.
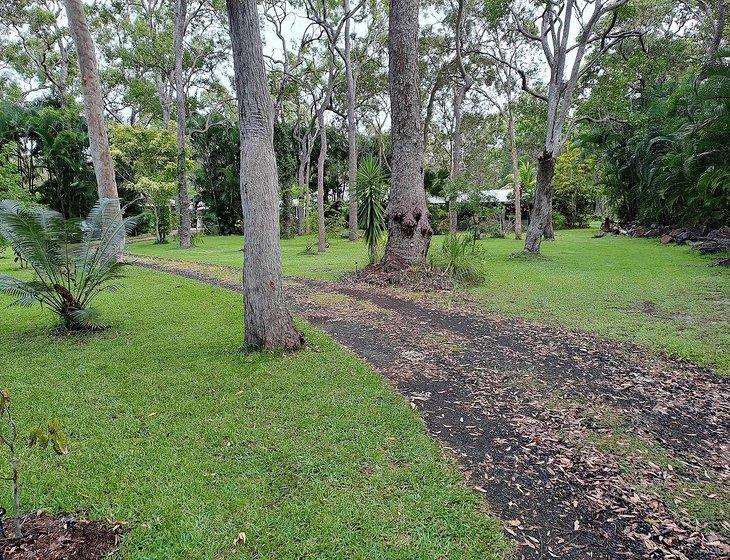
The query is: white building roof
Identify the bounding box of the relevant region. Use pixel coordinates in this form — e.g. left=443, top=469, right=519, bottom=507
left=428, top=188, right=513, bottom=205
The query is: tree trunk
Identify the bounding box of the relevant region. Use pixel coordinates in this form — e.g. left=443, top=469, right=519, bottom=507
left=523, top=151, right=556, bottom=254
left=449, top=80, right=469, bottom=235
left=174, top=0, right=192, bottom=248
left=507, top=104, right=522, bottom=239
left=708, top=0, right=726, bottom=60
left=304, top=158, right=312, bottom=233
left=448, top=199, right=458, bottom=234
left=382, top=0, right=432, bottom=270
left=296, top=130, right=308, bottom=235
left=316, top=64, right=335, bottom=253
left=544, top=206, right=555, bottom=239
left=226, top=0, right=303, bottom=351
left=157, top=76, right=172, bottom=128
left=63, top=0, right=123, bottom=260
left=316, top=110, right=327, bottom=252
left=344, top=0, right=359, bottom=241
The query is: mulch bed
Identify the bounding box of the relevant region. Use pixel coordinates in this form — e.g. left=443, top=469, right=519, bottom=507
left=348, top=263, right=455, bottom=291
left=0, top=512, right=123, bottom=560
left=130, top=256, right=730, bottom=560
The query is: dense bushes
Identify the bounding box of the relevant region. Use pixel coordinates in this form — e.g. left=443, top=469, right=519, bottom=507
left=583, top=62, right=729, bottom=228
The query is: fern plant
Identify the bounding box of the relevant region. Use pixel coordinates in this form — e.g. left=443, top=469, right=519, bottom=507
left=356, top=156, right=388, bottom=264
left=0, top=198, right=137, bottom=332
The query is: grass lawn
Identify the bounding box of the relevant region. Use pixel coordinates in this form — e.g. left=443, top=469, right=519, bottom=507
left=465, top=229, right=729, bottom=375
left=129, top=234, right=369, bottom=280
left=0, top=260, right=508, bottom=559
left=129, top=229, right=729, bottom=375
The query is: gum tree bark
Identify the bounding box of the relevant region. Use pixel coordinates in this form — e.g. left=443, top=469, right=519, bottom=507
left=226, top=0, right=304, bottom=351
left=315, top=62, right=335, bottom=253
left=448, top=82, right=467, bottom=234
left=708, top=0, right=726, bottom=60
left=344, top=0, right=359, bottom=241
left=382, top=0, right=432, bottom=269
left=448, top=0, right=473, bottom=235
left=174, top=0, right=192, bottom=248
left=316, top=108, right=327, bottom=252
left=523, top=151, right=556, bottom=253
left=506, top=102, right=522, bottom=239
left=508, top=0, right=638, bottom=253
left=63, top=0, right=123, bottom=259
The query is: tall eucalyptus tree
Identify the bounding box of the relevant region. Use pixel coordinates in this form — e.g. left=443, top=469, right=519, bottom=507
left=506, top=0, right=642, bottom=253
left=226, top=0, right=304, bottom=350
left=63, top=0, right=122, bottom=259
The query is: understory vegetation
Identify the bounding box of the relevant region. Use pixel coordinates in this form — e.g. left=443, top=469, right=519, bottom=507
left=0, top=263, right=509, bottom=559
left=0, top=199, right=135, bottom=331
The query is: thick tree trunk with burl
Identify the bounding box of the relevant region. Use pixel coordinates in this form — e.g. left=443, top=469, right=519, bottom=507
left=63, top=0, right=122, bottom=260
left=227, top=0, right=303, bottom=351
left=523, top=152, right=556, bottom=254
left=174, top=0, right=192, bottom=248
left=382, top=0, right=432, bottom=270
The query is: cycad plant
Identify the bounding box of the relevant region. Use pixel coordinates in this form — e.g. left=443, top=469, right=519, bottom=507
left=357, top=156, right=388, bottom=264
left=0, top=198, right=136, bottom=332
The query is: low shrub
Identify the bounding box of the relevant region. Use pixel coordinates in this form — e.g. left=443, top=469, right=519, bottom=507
left=0, top=198, right=137, bottom=332
left=431, top=234, right=484, bottom=284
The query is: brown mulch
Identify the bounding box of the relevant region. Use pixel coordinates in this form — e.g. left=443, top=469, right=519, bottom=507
left=349, top=262, right=455, bottom=291
left=0, top=512, right=123, bottom=560
left=129, top=256, right=730, bottom=560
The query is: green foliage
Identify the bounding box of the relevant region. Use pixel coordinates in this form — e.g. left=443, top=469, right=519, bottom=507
left=552, top=143, right=602, bottom=228
left=190, top=114, right=242, bottom=235
left=0, top=388, right=68, bottom=538
left=110, top=124, right=185, bottom=242
left=582, top=62, right=730, bottom=227
left=0, top=101, right=98, bottom=217
left=0, top=141, right=33, bottom=256
left=0, top=142, right=23, bottom=198
left=0, top=198, right=137, bottom=331
left=432, top=234, right=484, bottom=284
left=356, top=156, right=387, bottom=263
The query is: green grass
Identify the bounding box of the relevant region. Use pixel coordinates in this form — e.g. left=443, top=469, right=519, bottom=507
left=0, top=259, right=508, bottom=559
left=129, top=228, right=730, bottom=375
left=129, top=234, right=369, bottom=280
left=465, top=229, right=729, bottom=375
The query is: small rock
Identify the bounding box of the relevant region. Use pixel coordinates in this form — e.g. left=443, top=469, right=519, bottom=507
left=660, top=234, right=673, bottom=245
left=706, top=225, right=730, bottom=240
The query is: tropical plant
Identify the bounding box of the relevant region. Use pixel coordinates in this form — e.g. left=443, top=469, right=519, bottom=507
left=583, top=59, right=730, bottom=227
left=356, top=156, right=388, bottom=263
left=0, top=198, right=137, bottom=331
left=432, top=233, right=484, bottom=284
left=506, top=159, right=536, bottom=203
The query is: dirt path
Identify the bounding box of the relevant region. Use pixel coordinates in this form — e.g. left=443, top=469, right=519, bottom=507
left=130, top=256, right=730, bottom=560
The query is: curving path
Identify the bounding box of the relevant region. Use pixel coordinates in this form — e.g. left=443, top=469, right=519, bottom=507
left=130, top=255, right=730, bottom=560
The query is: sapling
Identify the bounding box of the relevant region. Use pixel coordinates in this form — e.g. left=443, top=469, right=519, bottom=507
left=0, top=389, right=69, bottom=539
